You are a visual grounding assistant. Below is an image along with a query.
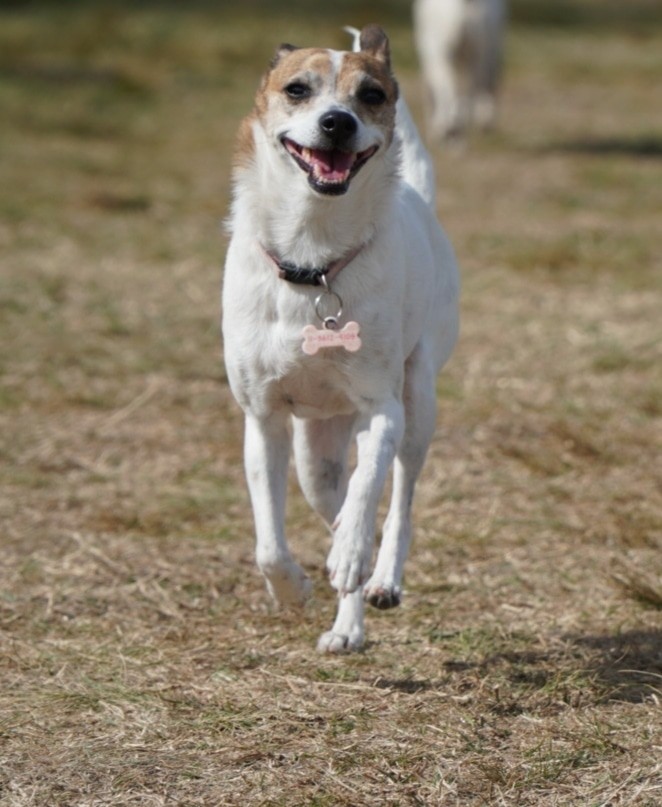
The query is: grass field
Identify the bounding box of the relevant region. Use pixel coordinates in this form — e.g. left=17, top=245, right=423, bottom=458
left=1, top=1, right=661, bottom=805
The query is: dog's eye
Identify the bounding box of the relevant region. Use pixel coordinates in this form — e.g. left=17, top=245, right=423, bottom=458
left=358, top=86, right=387, bottom=106
left=284, top=82, right=311, bottom=100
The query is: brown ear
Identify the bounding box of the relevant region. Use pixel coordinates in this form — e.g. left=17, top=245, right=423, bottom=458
left=270, top=43, right=299, bottom=68
left=359, top=24, right=390, bottom=67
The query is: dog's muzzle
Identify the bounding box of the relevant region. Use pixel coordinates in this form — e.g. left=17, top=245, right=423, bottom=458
left=282, top=110, right=378, bottom=196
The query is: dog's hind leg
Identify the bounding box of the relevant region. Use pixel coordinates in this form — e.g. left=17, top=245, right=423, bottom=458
left=364, top=346, right=437, bottom=609
left=244, top=413, right=312, bottom=607
left=317, top=589, right=365, bottom=653
left=292, top=414, right=356, bottom=527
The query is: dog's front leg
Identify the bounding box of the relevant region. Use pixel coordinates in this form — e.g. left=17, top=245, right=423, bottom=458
left=327, top=397, right=405, bottom=595
left=244, top=413, right=312, bottom=607
left=365, top=345, right=438, bottom=609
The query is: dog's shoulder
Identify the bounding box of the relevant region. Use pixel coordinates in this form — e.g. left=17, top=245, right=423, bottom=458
left=232, top=113, right=257, bottom=174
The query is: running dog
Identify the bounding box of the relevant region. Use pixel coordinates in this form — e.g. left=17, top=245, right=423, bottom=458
left=222, top=25, right=460, bottom=652
left=413, top=0, right=506, bottom=141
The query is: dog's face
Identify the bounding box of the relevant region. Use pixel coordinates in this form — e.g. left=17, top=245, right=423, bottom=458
left=252, top=25, right=398, bottom=196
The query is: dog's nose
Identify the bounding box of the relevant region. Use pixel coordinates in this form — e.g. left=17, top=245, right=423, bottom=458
left=319, top=110, right=358, bottom=143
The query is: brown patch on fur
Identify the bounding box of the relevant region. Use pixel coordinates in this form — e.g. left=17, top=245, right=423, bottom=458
left=232, top=112, right=256, bottom=171
left=338, top=54, right=398, bottom=104
left=338, top=52, right=398, bottom=140
left=270, top=43, right=299, bottom=68
left=359, top=24, right=391, bottom=67
left=232, top=48, right=336, bottom=175
left=255, top=48, right=334, bottom=121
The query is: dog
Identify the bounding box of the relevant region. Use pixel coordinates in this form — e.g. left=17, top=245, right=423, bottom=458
left=413, top=0, right=506, bottom=141
left=222, top=24, right=459, bottom=652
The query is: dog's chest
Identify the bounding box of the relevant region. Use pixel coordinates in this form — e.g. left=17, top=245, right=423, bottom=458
left=275, top=361, right=356, bottom=418
left=223, top=234, right=401, bottom=420
left=226, top=284, right=389, bottom=419
left=241, top=321, right=359, bottom=418
left=268, top=310, right=366, bottom=410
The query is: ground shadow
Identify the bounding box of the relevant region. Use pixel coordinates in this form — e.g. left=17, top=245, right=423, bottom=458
left=478, top=629, right=662, bottom=704
left=376, top=629, right=662, bottom=705
left=545, top=136, right=662, bottom=160
left=373, top=677, right=438, bottom=694
left=566, top=629, right=662, bottom=703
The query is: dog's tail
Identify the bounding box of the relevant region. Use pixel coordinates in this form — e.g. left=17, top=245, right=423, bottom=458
left=344, top=26, right=437, bottom=209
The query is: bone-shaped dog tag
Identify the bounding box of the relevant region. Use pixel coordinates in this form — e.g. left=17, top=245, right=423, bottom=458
left=301, top=321, right=362, bottom=355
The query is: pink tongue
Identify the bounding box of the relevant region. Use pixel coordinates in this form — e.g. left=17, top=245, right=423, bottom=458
left=311, top=149, right=354, bottom=181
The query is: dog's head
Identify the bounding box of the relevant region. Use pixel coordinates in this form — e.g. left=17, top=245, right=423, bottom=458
left=250, top=25, right=398, bottom=197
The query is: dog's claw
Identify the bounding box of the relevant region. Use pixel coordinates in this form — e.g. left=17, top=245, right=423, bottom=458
left=364, top=584, right=401, bottom=610
left=327, top=559, right=365, bottom=596
left=317, top=630, right=364, bottom=654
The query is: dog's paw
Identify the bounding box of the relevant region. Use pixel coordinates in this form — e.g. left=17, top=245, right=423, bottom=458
left=317, top=629, right=364, bottom=654
left=263, top=561, right=312, bottom=608
left=326, top=541, right=370, bottom=595
left=363, top=582, right=401, bottom=610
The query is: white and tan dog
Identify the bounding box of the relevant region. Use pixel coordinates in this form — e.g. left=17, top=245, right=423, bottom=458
left=222, top=25, right=459, bottom=652
left=414, top=0, right=507, bottom=141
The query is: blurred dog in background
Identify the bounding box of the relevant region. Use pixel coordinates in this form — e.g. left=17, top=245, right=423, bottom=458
left=413, top=0, right=507, bottom=141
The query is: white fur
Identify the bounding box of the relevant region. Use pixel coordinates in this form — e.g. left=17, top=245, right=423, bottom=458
left=413, top=0, right=506, bottom=140
left=223, top=31, right=460, bottom=652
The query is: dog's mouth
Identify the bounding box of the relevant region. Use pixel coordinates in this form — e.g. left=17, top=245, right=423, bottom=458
left=282, top=138, right=379, bottom=195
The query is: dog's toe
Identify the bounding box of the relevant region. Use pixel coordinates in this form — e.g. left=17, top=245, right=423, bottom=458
left=364, top=585, right=401, bottom=610
left=326, top=541, right=369, bottom=595
left=317, top=630, right=364, bottom=654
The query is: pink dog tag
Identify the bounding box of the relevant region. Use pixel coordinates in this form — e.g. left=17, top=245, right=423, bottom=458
left=302, top=321, right=362, bottom=355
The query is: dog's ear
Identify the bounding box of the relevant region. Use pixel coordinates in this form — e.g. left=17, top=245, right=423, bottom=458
left=359, top=24, right=390, bottom=68
left=270, top=43, right=299, bottom=68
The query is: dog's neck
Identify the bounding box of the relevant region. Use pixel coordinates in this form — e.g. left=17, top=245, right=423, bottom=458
left=230, top=120, right=399, bottom=269
left=262, top=240, right=367, bottom=287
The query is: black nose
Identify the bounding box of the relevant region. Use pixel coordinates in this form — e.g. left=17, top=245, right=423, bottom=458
left=319, top=110, right=358, bottom=144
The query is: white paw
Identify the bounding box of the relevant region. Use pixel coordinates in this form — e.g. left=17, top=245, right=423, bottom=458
left=263, top=561, right=312, bottom=608
left=326, top=539, right=371, bottom=595
left=317, top=629, right=364, bottom=654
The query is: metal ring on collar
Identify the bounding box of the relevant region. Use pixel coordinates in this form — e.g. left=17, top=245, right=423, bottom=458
left=314, top=287, right=343, bottom=329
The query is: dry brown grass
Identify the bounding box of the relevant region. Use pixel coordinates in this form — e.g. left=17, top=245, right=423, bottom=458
left=1, top=2, right=661, bottom=805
